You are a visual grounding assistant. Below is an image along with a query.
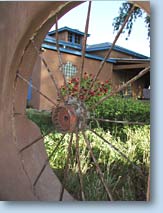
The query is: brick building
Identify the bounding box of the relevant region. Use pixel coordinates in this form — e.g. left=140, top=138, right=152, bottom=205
left=28, top=26, right=150, bottom=110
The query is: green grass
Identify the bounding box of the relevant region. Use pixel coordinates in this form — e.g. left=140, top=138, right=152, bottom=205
left=43, top=127, right=150, bottom=201
left=26, top=98, right=150, bottom=201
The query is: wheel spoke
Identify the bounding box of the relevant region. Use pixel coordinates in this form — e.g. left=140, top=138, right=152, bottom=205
left=92, top=118, right=149, bottom=126
left=59, top=133, right=73, bottom=201
left=17, top=72, right=57, bottom=106
left=33, top=133, right=66, bottom=188
left=55, top=14, right=63, bottom=67
left=78, top=1, right=92, bottom=97
left=88, top=128, right=144, bottom=176
left=82, top=130, right=114, bottom=201
left=19, top=129, right=54, bottom=153
left=89, top=66, right=150, bottom=111
left=55, top=14, right=70, bottom=97
left=75, top=130, right=85, bottom=201
left=84, top=4, right=136, bottom=101
left=30, top=39, right=65, bottom=102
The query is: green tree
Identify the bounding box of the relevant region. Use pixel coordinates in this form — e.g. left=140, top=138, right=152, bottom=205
left=112, top=2, right=150, bottom=40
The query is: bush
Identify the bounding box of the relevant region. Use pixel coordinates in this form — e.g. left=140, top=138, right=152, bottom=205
left=93, top=96, right=150, bottom=123
left=88, top=96, right=150, bottom=141
left=61, top=72, right=111, bottom=101
left=60, top=74, right=150, bottom=141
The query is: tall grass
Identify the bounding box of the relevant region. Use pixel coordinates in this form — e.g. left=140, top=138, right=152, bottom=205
left=26, top=97, right=150, bottom=201
left=44, top=126, right=150, bottom=201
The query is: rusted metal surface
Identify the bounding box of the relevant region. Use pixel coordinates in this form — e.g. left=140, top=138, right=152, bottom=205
left=52, top=105, right=77, bottom=133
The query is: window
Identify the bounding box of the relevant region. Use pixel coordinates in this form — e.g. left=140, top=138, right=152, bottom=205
left=68, top=32, right=81, bottom=45
left=74, top=34, right=81, bottom=44
left=68, top=32, right=73, bottom=43
left=62, top=61, right=77, bottom=80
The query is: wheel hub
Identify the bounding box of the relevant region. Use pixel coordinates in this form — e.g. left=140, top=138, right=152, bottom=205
left=52, top=97, right=89, bottom=133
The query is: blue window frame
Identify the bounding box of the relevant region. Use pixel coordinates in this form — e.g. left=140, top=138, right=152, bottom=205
left=68, top=32, right=81, bottom=45
left=68, top=32, right=73, bottom=43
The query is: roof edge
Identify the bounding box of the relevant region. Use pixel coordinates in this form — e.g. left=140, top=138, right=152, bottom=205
left=48, top=26, right=90, bottom=37
left=86, top=43, right=149, bottom=59
left=41, top=43, right=116, bottom=63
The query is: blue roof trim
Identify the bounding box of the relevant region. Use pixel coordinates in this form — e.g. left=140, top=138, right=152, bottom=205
left=86, top=42, right=149, bottom=59
left=41, top=43, right=116, bottom=63
left=44, top=36, right=82, bottom=50
left=111, top=58, right=150, bottom=63
left=48, top=26, right=90, bottom=37
left=44, top=37, right=149, bottom=60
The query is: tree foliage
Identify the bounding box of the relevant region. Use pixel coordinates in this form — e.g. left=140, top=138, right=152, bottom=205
left=112, top=2, right=150, bottom=40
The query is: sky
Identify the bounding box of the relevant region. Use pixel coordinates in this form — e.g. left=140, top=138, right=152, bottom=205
left=50, top=1, right=150, bottom=57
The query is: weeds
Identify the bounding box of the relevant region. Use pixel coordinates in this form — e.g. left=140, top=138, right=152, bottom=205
left=26, top=97, right=150, bottom=201
left=43, top=127, right=150, bottom=201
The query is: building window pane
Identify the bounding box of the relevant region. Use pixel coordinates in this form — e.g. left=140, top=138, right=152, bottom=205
left=62, top=61, right=77, bottom=80
left=68, top=32, right=81, bottom=44
left=75, top=34, right=81, bottom=44
left=68, top=32, right=73, bottom=42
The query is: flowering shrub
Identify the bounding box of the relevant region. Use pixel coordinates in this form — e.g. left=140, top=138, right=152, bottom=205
left=61, top=72, right=111, bottom=103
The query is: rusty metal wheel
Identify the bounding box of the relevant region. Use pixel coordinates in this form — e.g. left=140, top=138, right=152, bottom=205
left=0, top=1, right=150, bottom=201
